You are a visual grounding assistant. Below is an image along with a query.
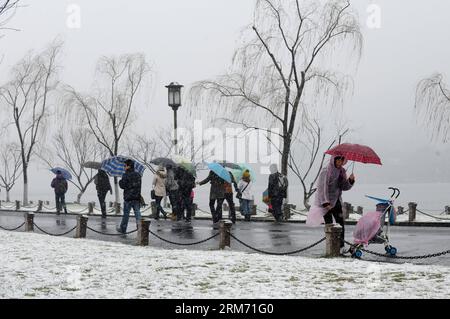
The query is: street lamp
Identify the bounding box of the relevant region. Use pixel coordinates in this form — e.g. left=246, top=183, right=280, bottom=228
left=165, top=82, right=183, bottom=155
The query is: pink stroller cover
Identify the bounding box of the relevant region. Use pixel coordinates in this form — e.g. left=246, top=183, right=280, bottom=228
left=306, top=205, right=328, bottom=227
left=353, top=211, right=384, bottom=245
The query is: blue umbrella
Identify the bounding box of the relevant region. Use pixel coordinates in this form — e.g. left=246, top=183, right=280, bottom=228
left=101, top=156, right=146, bottom=177
left=207, top=162, right=232, bottom=183
left=50, top=167, right=72, bottom=180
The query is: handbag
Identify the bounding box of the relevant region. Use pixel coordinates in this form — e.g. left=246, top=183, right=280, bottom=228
left=236, top=182, right=250, bottom=199
left=151, top=189, right=156, bottom=200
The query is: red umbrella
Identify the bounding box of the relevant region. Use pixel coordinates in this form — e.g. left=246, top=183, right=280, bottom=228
left=325, top=143, right=382, bottom=165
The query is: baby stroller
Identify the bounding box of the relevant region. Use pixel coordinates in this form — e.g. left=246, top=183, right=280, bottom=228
left=350, top=187, right=400, bottom=258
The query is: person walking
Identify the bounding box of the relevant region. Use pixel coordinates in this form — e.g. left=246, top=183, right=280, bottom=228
left=94, top=169, right=112, bottom=218
left=117, top=160, right=142, bottom=234
left=177, top=167, right=196, bottom=223
left=152, top=165, right=168, bottom=220
left=268, top=164, right=288, bottom=222
left=314, top=155, right=355, bottom=249
left=238, top=170, right=253, bottom=221
left=165, top=164, right=180, bottom=220
left=197, top=170, right=225, bottom=227
left=223, top=171, right=239, bottom=223
left=51, top=170, right=68, bottom=215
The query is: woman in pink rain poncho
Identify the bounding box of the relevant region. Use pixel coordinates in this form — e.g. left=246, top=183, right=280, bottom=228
left=306, top=155, right=355, bottom=248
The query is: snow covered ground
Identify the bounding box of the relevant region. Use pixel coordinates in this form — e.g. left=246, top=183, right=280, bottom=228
left=1, top=230, right=450, bottom=299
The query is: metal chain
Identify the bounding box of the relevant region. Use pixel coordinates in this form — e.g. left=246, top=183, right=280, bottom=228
left=86, top=226, right=137, bottom=236
left=0, top=222, right=25, bottom=231
left=33, top=223, right=77, bottom=237
left=289, top=208, right=308, bottom=216
left=43, top=205, right=57, bottom=210
left=344, top=240, right=450, bottom=260
left=67, top=207, right=89, bottom=214
left=149, top=230, right=220, bottom=246
left=416, top=209, right=450, bottom=221
left=229, top=232, right=326, bottom=255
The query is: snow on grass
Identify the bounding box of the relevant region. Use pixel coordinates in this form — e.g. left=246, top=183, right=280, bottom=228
left=1, top=230, right=449, bottom=299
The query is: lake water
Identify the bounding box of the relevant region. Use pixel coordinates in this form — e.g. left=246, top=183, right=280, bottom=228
left=6, top=182, right=450, bottom=213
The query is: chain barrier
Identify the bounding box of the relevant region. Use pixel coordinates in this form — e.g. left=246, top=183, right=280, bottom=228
left=149, top=230, right=220, bottom=246
left=416, top=209, right=450, bottom=221
left=43, top=205, right=57, bottom=211
left=229, top=232, right=326, bottom=255
left=344, top=240, right=450, bottom=260
left=86, top=225, right=137, bottom=236
left=289, top=208, right=308, bottom=216
left=33, top=222, right=77, bottom=237
left=22, top=204, right=39, bottom=209
left=67, top=207, right=90, bottom=214
left=0, top=222, right=25, bottom=231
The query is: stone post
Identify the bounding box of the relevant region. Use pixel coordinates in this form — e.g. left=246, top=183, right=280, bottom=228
left=397, top=206, right=404, bottom=215
left=251, top=204, right=257, bottom=216
left=45, top=201, right=50, bottom=205
left=109, top=201, right=114, bottom=208
left=342, top=202, right=351, bottom=219
left=150, top=201, right=157, bottom=218
left=408, top=202, right=417, bottom=222
left=15, top=200, right=20, bottom=211
left=283, top=204, right=292, bottom=220
left=115, top=202, right=121, bottom=215
left=219, top=220, right=233, bottom=249
left=24, top=212, right=34, bottom=232
left=223, top=203, right=229, bottom=212
left=325, top=224, right=342, bottom=257
left=88, top=202, right=94, bottom=215
left=75, top=215, right=88, bottom=238
left=192, top=203, right=197, bottom=217
left=445, top=206, right=450, bottom=215
left=137, top=219, right=151, bottom=246
left=37, top=200, right=43, bottom=212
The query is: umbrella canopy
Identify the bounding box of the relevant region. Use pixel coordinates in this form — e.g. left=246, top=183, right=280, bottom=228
left=207, top=162, right=232, bottom=183
left=325, top=143, right=382, bottom=165
left=82, top=161, right=102, bottom=170
left=173, top=155, right=196, bottom=177
left=231, top=163, right=256, bottom=182
left=216, top=161, right=241, bottom=170
left=101, top=156, right=145, bottom=177
left=50, top=167, right=72, bottom=180
left=262, top=188, right=270, bottom=205
left=150, top=157, right=177, bottom=168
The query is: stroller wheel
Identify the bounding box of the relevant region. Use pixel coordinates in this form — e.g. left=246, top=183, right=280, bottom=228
left=352, top=249, right=363, bottom=259
left=389, top=246, right=397, bottom=256
left=385, top=245, right=392, bottom=253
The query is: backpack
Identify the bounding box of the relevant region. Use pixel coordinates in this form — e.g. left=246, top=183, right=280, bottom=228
left=53, top=178, right=67, bottom=194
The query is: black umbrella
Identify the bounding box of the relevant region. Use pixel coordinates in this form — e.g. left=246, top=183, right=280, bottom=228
left=150, top=157, right=177, bottom=168
left=82, top=161, right=102, bottom=169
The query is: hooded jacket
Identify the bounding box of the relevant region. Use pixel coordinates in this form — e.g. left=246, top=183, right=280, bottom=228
left=153, top=167, right=167, bottom=197
left=199, top=171, right=225, bottom=200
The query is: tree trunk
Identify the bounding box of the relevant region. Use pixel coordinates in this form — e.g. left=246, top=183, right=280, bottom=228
left=76, top=191, right=83, bottom=204
left=6, top=189, right=10, bottom=202
left=22, top=166, right=28, bottom=206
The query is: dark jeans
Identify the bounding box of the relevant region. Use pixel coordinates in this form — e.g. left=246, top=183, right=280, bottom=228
left=179, top=190, right=193, bottom=221
left=324, top=200, right=345, bottom=248
left=154, top=196, right=166, bottom=219
left=209, top=198, right=224, bottom=223
left=271, top=197, right=283, bottom=221
left=168, top=190, right=180, bottom=217
left=224, top=193, right=236, bottom=222
left=97, top=191, right=107, bottom=217
left=55, top=193, right=67, bottom=214
left=119, top=200, right=141, bottom=233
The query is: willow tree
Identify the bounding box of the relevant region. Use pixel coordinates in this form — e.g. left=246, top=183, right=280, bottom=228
left=0, top=41, right=61, bottom=205
left=0, top=0, right=20, bottom=37
left=0, top=143, right=22, bottom=202
left=65, top=54, right=151, bottom=204
left=191, top=0, right=362, bottom=176
left=415, top=74, right=450, bottom=142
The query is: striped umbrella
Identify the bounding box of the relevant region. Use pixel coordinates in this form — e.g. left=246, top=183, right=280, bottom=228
left=101, top=156, right=145, bottom=177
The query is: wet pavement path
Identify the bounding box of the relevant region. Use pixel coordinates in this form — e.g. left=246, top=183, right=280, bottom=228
left=1, top=210, right=450, bottom=266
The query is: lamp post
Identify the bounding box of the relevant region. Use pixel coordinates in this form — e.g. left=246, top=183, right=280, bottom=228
left=165, top=82, right=183, bottom=155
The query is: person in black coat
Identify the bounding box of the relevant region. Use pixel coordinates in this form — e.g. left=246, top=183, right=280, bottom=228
left=268, top=164, right=288, bottom=222
left=94, top=169, right=112, bottom=218
left=117, top=160, right=142, bottom=233
left=176, top=167, right=196, bottom=222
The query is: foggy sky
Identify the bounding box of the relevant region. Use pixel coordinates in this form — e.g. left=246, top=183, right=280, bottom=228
left=1, top=0, right=450, bottom=201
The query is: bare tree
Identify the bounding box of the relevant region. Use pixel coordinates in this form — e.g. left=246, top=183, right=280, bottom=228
left=0, top=41, right=62, bottom=205
left=415, top=73, right=450, bottom=143
left=65, top=53, right=151, bottom=203
left=0, top=142, right=22, bottom=202
left=0, top=0, right=20, bottom=38
left=288, top=118, right=350, bottom=209
left=191, top=0, right=361, bottom=176
left=39, top=128, right=105, bottom=204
